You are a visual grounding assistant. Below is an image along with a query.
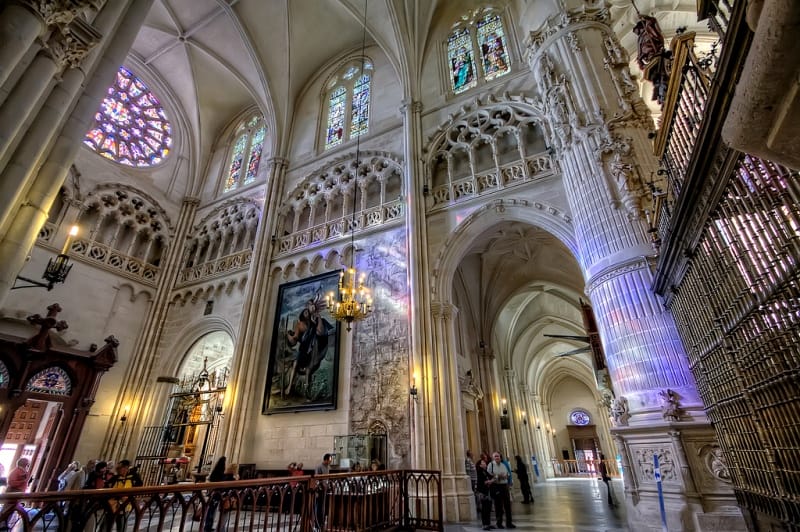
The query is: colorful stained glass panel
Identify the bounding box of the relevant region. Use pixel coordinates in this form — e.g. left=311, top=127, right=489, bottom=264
left=26, top=367, right=71, bottom=396
left=448, top=28, right=476, bottom=93
left=83, top=66, right=172, bottom=167
left=477, top=14, right=510, bottom=81
left=244, top=126, right=266, bottom=185
left=325, top=86, right=347, bottom=150
left=350, top=74, right=370, bottom=138
left=225, top=135, right=247, bottom=192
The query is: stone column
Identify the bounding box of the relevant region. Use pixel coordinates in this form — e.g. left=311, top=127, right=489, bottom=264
left=526, top=5, right=744, bottom=530
left=0, top=2, right=44, bottom=89
left=0, top=0, right=150, bottom=307
left=0, top=0, right=124, bottom=234
left=222, top=157, right=288, bottom=459
left=430, top=300, right=474, bottom=522
left=101, top=196, right=198, bottom=458
left=400, top=99, right=432, bottom=470
left=478, top=345, right=501, bottom=454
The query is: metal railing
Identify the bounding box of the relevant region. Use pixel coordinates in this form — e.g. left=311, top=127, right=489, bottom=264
left=549, top=459, right=620, bottom=478
left=0, top=470, right=442, bottom=532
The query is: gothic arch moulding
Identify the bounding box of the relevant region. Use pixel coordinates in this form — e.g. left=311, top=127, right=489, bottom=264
left=164, top=316, right=237, bottom=380
left=430, top=198, right=578, bottom=302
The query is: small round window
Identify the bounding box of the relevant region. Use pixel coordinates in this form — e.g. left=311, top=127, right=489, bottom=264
left=84, top=66, right=172, bottom=167
left=570, top=409, right=591, bottom=426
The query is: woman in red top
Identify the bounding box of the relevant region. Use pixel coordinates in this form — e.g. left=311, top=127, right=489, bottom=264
left=6, top=458, right=30, bottom=492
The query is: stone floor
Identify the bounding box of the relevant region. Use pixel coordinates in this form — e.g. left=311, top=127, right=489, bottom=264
left=446, top=478, right=628, bottom=532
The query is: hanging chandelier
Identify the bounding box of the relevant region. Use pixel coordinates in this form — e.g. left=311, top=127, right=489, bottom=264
left=324, top=0, right=373, bottom=332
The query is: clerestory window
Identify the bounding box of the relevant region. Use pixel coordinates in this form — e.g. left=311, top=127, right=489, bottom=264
left=447, top=8, right=511, bottom=95
left=224, top=115, right=266, bottom=192
left=323, top=59, right=372, bottom=150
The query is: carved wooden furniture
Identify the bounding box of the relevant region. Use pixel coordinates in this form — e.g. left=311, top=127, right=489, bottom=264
left=0, top=303, right=117, bottom=491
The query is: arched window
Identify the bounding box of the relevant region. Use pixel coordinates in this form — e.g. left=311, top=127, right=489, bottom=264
left=84, top=66, right=172, bottom=167
left=447, top=8, right=511, bottom=94
left=324, top=59, right=373, bottom=150
left=224, top=115, right=267, bottom=193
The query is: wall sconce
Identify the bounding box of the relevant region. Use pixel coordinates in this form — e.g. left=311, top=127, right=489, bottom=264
left=536, top=422, right=541, bottom=430
left=521, top=411, right=528, bottom=425
left=119, top=405, right=130, bottom=423
left=409, top=373, right=419, bottom=401
left=501, top=398, right=508, bottom=416
left=13, top=225, right=78, bottom=291
left=552, top=428, right=557, bottom=437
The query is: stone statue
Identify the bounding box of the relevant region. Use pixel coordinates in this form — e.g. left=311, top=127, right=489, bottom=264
left=633, top=14, right=665, bottom=70
left=710, top=447, right=731, bottom=481
left=659, top=389, right=682, bottom=421
left=610, top=396, right=630, bottom=426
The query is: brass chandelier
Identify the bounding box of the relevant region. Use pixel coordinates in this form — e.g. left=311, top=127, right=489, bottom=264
left=325, top=0, right=373, bottom=332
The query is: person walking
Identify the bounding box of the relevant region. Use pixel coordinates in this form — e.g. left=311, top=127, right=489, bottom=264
left=598, top=454, right=614, bottom=505
left=514, top=455, right=533, bottom=504
left=487, top=452, right=515, bottom=529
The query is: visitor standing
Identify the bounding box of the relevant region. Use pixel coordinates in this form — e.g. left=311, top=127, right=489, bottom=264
left=313, top=453, right=332, bottom=530
left=487, top=452, right=515, bottom=529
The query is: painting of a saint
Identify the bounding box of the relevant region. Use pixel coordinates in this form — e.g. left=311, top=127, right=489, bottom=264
left=263, top=272, right=341, bottom=413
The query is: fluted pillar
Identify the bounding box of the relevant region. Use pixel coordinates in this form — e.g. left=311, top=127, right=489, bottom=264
left=430, top=300, right=474, bottom=522
left=526, top=5, right=744, bottom=530
left=0, top=0, right=150, bottom=307
left=222, top=157, right=288, bottom=460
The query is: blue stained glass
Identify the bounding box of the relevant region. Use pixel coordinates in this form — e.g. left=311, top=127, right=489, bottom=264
left=26, top=367, right=71, bottom=396
left=83, top=66, right=172, bottom=167
left=448, top=28, right=476, bottom=93
left=350, top=74, right=370, bottom=138
left=325, top=86, right=347, bottom=149
left=477, top=14, right=510, bottom=81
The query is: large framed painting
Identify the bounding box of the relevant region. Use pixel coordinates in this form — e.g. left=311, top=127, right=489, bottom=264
left=263, top=271, right=342, bottom=414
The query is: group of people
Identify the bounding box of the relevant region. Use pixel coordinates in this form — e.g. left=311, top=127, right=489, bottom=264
left=57, top=458, right=144, bottom=492
left=465, top=451, right=533, bottom=530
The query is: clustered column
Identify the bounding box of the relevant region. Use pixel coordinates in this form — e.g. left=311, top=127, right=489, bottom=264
left=0, top=0, right=154, bottom=306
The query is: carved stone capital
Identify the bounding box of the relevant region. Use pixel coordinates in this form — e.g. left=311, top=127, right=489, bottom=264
left=42, top=16, right=101, bottom=70
left=20, top=0, right=98, bottom=26
left=400, top=100, right=423, bottom=115
left=525, top=3, right=610, bottom=57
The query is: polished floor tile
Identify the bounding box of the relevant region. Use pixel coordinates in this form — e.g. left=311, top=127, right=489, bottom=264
left=447, top=478, right=627, bottom=531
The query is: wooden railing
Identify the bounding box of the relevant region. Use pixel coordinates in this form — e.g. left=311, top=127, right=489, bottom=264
left=0, top=470, right=442, bottom=532
left=550, top=459, right=620, bottom=478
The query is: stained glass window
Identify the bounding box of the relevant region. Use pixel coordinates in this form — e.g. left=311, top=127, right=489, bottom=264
left=26, top=367, right=71, bottom=396
left=323, top=61, right=373, bottom=151
left=226, top=135, right=247, bottom=191
left=325, top=86, right=347, bottom=149
left=448, top=28, right=476, bottom=93
left=83, top=66, right=172, bottom=167
left=477, top=14, right=510, bottom=81
left=223, top=116, right=267, bottom=193
left=570, top=410, right=591, bottom=426
left=244, top=126, right=266, bottom=185
left=350, top=74, right=371, bottom=138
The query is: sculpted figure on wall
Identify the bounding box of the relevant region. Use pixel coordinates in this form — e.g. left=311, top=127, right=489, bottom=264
left=659, top=388, right=682, bottom=421
left=610, top=396, right=630, bottom=426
